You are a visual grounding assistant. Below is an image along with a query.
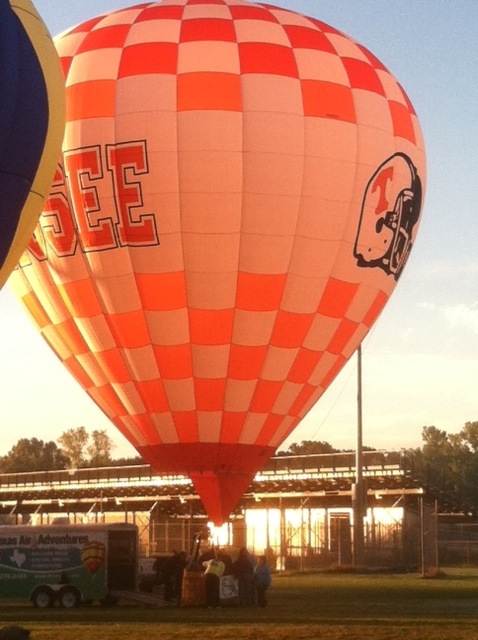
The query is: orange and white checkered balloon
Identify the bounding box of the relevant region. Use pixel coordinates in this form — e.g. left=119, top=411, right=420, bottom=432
left=11, top=0, right=426, bottom=524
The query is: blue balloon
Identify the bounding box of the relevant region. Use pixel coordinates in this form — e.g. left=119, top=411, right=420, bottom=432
left=0, top=0, right=64, bottom=289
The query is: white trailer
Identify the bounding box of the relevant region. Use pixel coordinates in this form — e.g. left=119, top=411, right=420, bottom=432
left=0, top=522, right=138, bottom=607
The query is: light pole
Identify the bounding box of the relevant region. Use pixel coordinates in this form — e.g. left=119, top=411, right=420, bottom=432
left=352, top=344, right=365, bottom=568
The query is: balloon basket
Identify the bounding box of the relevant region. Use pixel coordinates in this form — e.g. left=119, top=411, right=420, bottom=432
left=181, top=569, right=206, bottom=607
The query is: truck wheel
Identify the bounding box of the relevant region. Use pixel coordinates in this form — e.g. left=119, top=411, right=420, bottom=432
left=59, top=586, right=81, bottom=608
left=32, top=587, right=54, bottom=608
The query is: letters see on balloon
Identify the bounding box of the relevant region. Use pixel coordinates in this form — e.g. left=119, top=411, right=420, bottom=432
left=20, top=141, right=158, bottom=265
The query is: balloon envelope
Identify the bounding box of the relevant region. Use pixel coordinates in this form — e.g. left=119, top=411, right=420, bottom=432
left=0, top=0, right=64, bottom=289
left=12, top=0, right=426, bottom=524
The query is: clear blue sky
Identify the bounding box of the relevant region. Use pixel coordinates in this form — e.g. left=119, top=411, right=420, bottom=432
left=0, top=1, right=477, bottom=458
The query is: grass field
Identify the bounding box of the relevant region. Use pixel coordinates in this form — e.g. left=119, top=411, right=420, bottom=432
left=1, top=569, right=478, bottom=640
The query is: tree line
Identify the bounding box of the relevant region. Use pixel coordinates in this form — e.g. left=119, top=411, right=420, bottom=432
left=277, top=421, right=478, bottom=515
left=1, top=422, right=478, bottom=513
left=0, top=426, right=141, bottom=472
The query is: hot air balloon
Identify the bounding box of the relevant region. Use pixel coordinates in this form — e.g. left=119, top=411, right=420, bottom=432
left=0, top=0, right=64, bottom=289
left=11, top=0, right=426, bottom=524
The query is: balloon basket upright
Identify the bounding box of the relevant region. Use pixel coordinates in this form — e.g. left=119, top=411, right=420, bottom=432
left=180, top=569, right=206, bottom=607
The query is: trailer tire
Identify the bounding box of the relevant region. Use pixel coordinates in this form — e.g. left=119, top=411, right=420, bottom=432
left=59, top=586, right=81, bottom=608
left=32, top=587, right=54, bottom=608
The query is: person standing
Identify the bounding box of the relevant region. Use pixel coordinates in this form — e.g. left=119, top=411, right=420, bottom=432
left=233, top=547, right=256, bottom=607
left=255, top=555, right=272, bottom=608
left=162, top=550, right=187, bottom=603
left=202, top=554, right=225, bottom=608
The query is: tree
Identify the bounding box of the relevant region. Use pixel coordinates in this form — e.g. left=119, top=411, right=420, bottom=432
left=278, top=440, right=338, bottom=455
left=87, top=429, right=115, bottom=466
left=0, top=438, right=68, bottom=473
left=58, top=426, right=89, bottom=469
left=414, top=426, right=456, bottom=483
left=57, top=427, right=116, bottom=468
left=457, top=422, right=478, bottom=512
left=421, top=426, right=453, bottom=459
left=413, top=423, right=478, bottom=515
left=460, top=421, right=478, bottom=453
left=113, top=455, right=144, bottom=466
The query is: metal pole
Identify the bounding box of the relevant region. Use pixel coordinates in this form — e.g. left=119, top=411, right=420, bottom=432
left=353, top=345, right=364, bottom=567
left=420, top=495, right=425, bottom=577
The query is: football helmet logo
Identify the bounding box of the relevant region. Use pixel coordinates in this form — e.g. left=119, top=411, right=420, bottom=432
left=354, top=153, right=422, bottom=280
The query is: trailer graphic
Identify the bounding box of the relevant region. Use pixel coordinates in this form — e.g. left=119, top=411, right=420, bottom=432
left=0, top=523, right=138, bottom=607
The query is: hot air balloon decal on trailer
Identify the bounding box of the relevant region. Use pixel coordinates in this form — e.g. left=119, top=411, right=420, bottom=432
left=11, top=0, right=426, bottom=524
left=0, top=0, right=64, bottom=289
left=81, top=540, right=105, bottom=575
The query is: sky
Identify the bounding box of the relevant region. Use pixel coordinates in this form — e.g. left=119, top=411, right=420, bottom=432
left=0, top=0, right=477, bottom=459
